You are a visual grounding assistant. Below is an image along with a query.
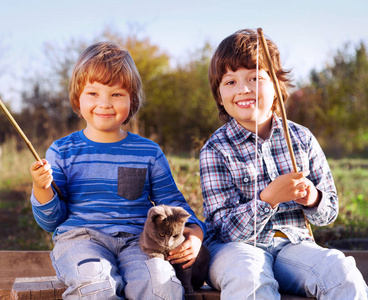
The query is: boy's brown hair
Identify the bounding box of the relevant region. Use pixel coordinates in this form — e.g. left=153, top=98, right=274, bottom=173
left=69, top=42, right=143, bottom=124
left=209, top=29, right=293, bottom=123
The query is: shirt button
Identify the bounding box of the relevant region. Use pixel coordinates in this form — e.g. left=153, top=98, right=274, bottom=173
left=264, top=208, right=270, bottom=213
left=243, top=177, right=249, bottom=183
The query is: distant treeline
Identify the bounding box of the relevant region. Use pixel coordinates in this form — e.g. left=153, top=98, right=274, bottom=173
left=1, top=28, right=367, bottom=158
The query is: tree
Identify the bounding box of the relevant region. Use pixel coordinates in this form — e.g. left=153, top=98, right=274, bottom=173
left=138, top=42, right=220, bottom=153
left=288, top=42, right=368, bottom=157
left=15, top=27, right=221, bottom=153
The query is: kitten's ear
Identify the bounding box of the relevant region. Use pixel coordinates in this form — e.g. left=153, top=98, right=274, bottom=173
left=148, top=206, right=166, bottom=224
left=173, top=207, right=191, bottom=223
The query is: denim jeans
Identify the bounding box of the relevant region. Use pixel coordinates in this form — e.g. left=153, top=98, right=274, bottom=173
left=50, top=228, right=184, bottom=299
left=207, top=238, right=368, bottom=300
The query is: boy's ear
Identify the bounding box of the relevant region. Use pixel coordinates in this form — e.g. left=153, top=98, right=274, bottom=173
left=271, top=96, right=278, bottom=112
left=219, top=96, right=223, bottom=106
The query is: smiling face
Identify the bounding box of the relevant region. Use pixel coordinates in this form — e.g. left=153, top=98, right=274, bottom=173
left=80, top=81, right=131, bottom=142
left=219, top=68, right=275, bottom=138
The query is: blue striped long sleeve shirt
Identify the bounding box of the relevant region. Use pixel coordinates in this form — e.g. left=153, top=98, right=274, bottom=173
left=31, top=130, right=205, bottom=238
left=200, top=115, right=337, bottom=247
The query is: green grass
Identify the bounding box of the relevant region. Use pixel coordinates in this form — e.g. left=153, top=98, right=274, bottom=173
left=1, top=139, right=367, bottom=250
left=167, top=155, right=204, bottom=221
left=0, top=138, right=37, bottom=189
left=311, top=159, right=368, bottom=247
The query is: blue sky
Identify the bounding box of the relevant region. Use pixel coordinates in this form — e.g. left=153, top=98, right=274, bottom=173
left=1, top=0, right=367, bottom=111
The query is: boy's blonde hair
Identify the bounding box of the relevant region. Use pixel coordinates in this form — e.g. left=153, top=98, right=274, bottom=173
left=209, top=29, right=293, bottom=123
left=69, top=42, right=143, bottom=124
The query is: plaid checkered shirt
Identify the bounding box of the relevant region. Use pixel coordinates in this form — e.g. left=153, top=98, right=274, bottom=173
left=200, top=115, right=338, bottom=246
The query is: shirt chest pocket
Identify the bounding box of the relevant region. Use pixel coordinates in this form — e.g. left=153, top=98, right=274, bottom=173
left=226, top=160, right=256, bottom=190
left=118, top=167, right=147, bottom=200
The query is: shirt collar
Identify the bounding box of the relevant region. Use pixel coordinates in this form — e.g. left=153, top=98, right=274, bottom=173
left=226, top=113, right=283, bottom=145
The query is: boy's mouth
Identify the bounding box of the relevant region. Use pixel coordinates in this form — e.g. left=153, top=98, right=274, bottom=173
left=235, top=100, right=256, bottom=108
left=95, top=113, right=115, bottom=118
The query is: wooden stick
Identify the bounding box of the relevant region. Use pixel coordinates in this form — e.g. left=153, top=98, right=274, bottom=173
left=257, top=28, right=298, bottom=172
left=0, top=98, right=63, bottom=198
left=257, top=28, right=313, bottom=238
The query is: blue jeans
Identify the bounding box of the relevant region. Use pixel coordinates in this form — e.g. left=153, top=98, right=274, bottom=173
left=50, top=228, right=184, bottom=300
left=207, top=238, right=368, bottom=300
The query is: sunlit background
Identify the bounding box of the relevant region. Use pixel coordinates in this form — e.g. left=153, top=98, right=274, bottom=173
left=0, top=0, right=368, bottom=251
left=1, top=0, right=367, bottom=111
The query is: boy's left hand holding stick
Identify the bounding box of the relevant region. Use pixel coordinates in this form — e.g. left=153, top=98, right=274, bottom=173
left=30, top=159, right=55, bottom=204
left=0, top=98, right=61, bottom=200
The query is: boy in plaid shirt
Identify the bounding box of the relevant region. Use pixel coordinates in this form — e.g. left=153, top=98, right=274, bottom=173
left=200, top=29, right=367, bottom=299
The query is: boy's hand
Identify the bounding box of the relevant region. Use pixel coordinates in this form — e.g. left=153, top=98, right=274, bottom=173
left=260, top=171, right=311, bottom=208
left=30, top=159, right=53, bottom=189
left=30, top=159, right=54, bottom=204
left=167, top=224, right=203, bottom=269
left=294, top=177, right=321, bottom=208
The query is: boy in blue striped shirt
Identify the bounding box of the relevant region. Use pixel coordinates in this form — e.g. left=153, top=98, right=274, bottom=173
left=30, top=42, right=206, bottom=300
left=200, top=29, right=367, bottom=299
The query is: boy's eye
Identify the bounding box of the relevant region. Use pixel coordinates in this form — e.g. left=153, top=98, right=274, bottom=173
left=225, top=80, right=236, bottom=85
left=112, top=91, right=129, bottom=97
left=250, top=76, right=263, bottom=82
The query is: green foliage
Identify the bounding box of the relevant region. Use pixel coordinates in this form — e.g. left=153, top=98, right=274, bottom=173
left=2, top=27, right=221, bottom=154
left=288, top=42, right=368, bottom=157
left=0, top=139, right=54, bottom=250
left=167, top=155, right=204, bottom=221
left=0, top=138, right=35, bottom=188
left=0, top=138, right=367, bottom=250
left=138, top=42, right=220, bottom=153
left=313, top=158, right=368, bottom=247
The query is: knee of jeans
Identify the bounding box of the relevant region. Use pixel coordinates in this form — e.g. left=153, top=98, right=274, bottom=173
left=307, top=250, right=367, bottom=298
left=322, top=250, right=354, bottom=277
left=313, top=250, right=357, bottom=290
left=77, top=258, right=105, bottom=277
left=71, top=258, right=121, bottom=298
left=329, top=252, right=363, bottom=284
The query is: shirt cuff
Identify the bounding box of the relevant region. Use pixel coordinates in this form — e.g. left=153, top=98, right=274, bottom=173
left=30, top=189, right=58, bottom=208
left=303, top=190, right=327, bottom=215
left=252, top=198, right=277, bottom=217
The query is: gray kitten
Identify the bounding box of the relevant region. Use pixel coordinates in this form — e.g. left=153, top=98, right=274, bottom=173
left=140, top=205, right=210, bottom=294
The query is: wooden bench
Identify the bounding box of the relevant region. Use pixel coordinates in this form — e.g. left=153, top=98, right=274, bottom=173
left=2, top=250, right=367, bottom=300
left=10, top=277, right=311, bottom=300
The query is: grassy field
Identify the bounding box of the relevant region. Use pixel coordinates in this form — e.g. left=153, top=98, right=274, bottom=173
left=0, top=138, right=367, bottom=250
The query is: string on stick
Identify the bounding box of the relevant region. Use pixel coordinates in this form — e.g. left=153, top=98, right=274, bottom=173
left=0, top=98, right=63, bottom=198
left=252, top=32, right=260, bottom=300
left=256, top=28, right=313, bottom=238
left=254, top=33, right=259, bottom=249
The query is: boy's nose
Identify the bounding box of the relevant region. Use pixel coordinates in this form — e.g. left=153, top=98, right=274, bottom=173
left=238, top=84, right=251, bottom=94
left=98, top=96, right=113, bottom=108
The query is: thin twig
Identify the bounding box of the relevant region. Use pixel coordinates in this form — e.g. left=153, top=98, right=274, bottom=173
left=257, top=28, right=298, bottom=171
left=0, top=98, right=63, bottom=198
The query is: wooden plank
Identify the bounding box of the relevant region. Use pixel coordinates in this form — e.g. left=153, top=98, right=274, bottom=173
left=11, top=277, right=65, bottom=300
left=10, top=289, right=30, bottom=300
left=197, top=286, right=314, bottom=300
left=51, top=279, right=66, bottom=299
left=2, top=250, right=367, bottom=300
left=184, top=291, right=203, bottom=300
left=0, top=251, right=55, bottom=296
